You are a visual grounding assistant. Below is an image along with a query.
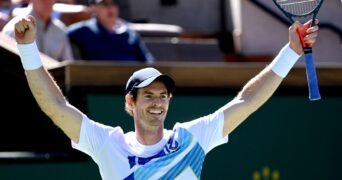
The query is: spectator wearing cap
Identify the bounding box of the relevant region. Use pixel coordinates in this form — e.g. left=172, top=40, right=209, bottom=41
left=1, top=0, right=74, bottom=61
left=66, top=0, right=154, bottom=63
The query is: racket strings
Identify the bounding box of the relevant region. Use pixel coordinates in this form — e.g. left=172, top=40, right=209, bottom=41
left=275, top=0, right=320, bottom=15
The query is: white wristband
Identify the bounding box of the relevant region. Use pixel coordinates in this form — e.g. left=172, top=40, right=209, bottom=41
left=270, top=43, right=301, bottom=78
left=17, top=41, right=43, bottom=70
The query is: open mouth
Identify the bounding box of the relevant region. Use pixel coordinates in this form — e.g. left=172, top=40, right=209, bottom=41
left=148, top=109, right=163, bottom=115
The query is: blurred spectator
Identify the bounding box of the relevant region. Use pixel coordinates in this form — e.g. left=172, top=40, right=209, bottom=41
left=0, top=0, right=31, bottom=30
left=0, top=0, right=12, bottom=15
left=66, top=0, right=154, bottom=63
left=11, top=0, right=30, bottom=9
left=0, top=11, right=9, bottom=30
left=1, top=0, right=73, bottom=61
left=53, top=0, right=91, bottom=26
left=0, top=0, right=12, bottom=30
left=11, top=0, right=91, bottom=26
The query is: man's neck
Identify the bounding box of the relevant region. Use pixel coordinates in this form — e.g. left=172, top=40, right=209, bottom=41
left=135, top=127, right=164, bottom=145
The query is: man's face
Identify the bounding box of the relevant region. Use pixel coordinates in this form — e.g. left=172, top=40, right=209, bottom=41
left=94, top=1, right=119, bottom=25
left=33, top=0, right=56, bottom=12
left=132, top=81, right=171, bottom=130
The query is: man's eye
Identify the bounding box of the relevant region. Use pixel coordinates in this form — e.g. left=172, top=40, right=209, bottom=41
left=144, top=95, right=152, bottom=98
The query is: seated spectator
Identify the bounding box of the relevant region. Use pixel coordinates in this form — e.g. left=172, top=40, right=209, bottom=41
left=66, top=0, right=154, bottom=63
left=2, top=0, right=73, bottom=61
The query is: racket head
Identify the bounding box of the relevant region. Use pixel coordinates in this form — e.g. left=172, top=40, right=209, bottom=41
left=273, top=0, right=324, bottom=17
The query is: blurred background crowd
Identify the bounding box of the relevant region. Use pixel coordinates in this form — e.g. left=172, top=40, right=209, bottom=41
left=0, top=0, right=341, bottom=64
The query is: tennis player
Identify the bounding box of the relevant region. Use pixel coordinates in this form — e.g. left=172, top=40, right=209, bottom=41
left=14, top=15, right=318, bottom=180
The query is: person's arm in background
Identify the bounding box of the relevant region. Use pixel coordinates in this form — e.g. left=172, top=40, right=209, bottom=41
left=220, top=20, right=319, bottom=136
left=131, top=29, right=155, bottom=64
left=1, top=15, right=17, bottom=37
left=53, top=3, right=91, bottom=26
left=15, top=15, right=83, bottom=143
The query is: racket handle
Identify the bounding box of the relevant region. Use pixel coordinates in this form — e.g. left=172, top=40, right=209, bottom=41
left=304, top=48, right=321, bottom=101
left=296, top=22, right=313, bottom=48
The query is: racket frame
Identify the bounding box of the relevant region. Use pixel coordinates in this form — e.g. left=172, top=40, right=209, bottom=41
left=273, top=0, right=324, bottom=100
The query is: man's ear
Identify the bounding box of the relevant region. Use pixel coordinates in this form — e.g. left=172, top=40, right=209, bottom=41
left=125, top=94, right=134, bottom=106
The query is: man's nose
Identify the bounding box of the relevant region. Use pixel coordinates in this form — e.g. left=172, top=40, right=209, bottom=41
left=152, top=97, right=164, bottom=106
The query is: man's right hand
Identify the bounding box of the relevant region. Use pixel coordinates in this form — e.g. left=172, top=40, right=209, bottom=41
left=288, top=20, right=319, bottom=55
left=14, top=15, right=36, bottom=44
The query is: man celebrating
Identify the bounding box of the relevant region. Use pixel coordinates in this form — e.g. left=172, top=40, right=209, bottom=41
left=14, top=15, right=318, bottom=179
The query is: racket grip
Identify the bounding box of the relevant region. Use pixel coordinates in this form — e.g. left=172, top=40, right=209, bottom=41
left=296, top=23, right=313, bottom=48
left=304, top=49, right=321, bottom=101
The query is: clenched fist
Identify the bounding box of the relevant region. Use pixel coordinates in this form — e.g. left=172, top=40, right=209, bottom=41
left=288, top=19, right=319, bottom=55
left=14, top=15, right=36, bottom=44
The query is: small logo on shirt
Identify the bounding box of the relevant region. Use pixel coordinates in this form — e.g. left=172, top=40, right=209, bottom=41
left=128, top=131, right=179, bottom=168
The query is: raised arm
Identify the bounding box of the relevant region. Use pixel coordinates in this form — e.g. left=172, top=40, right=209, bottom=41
left=15, top=15, right=83, bottom=143
left=221, top=20, right=319, bottom=136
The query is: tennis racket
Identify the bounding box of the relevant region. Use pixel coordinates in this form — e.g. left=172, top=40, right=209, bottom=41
left=273, top=0, right=324, bottom=101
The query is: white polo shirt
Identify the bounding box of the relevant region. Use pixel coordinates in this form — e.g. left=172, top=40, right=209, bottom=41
left=72, top=110, right=228, bottom=180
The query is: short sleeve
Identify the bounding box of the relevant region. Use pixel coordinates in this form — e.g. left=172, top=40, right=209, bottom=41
left=72, top=115, right=123, bottom=157
left=175, top=110, right=228, bottom=154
